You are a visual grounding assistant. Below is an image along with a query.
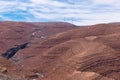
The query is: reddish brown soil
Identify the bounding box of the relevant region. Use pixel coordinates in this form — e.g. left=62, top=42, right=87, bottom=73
left=0, top=21, right=77, bottom=53
left=0, top=21, right=77, bottom=79
left=0, top=22, right=120, bottom=80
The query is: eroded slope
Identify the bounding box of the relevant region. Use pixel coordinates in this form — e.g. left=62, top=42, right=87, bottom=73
left=16, top=24, right=120, bottom=80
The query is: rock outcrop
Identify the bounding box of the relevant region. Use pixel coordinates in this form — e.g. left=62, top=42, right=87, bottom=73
left=2, top=43, right=29, bottom=59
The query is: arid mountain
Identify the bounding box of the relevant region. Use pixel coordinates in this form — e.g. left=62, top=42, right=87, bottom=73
left=0, top=22, right=120, bottom=80
left=0, top=21, right=77, bottom=53
left=0, top=21, right=77, bottom=79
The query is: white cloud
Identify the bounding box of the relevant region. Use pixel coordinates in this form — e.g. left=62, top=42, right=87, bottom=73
left=93, top=0, right=115, bottom=5
left=0, top=0, right=120, bottom=25
left=30, top=0, right=71, bottom=7
left=92, top=0, right=120, bottom=7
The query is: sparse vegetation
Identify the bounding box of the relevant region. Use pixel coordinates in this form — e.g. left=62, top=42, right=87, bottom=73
left=0, top=73, right=23, bottom=80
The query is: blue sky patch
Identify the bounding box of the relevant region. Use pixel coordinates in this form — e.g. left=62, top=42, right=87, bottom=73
left=0, top=0, right=120, bottom=25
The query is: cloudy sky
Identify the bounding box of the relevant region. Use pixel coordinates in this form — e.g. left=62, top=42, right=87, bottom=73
left=0, top=0, right=120, bottom=25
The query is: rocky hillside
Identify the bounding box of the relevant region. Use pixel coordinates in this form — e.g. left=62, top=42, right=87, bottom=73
left=0, top=22, right=120, bottom=80
left=0, top=21, right=77, bottom=79
left=0, top=21, right=77, bottom=53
